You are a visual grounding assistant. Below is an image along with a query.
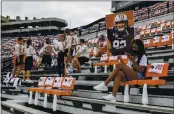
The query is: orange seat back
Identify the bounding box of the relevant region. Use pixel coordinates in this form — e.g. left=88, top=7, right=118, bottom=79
left=38, top=77, right=47, bottom=87
left=166, top=20, right=172, bottom=28
left=61, top=77, right=76, bottom=90
left=109, top=56, right=118, bottom=63
left=151, top=28, right=157, bottom=35
left=145, top=63, right=169, bottom=77
left=140, top=31, right=145, bottom=37
left=144, top=39, right=153, bottom=48
left=52, top=77, right=64, bottom=88
left=161, top=34, right=171, bottom=46
left=44, top=77, right=55, bottom=87
left=152, top=36, right=161, bottom=47
left=100, top=54, right=109, bottom=62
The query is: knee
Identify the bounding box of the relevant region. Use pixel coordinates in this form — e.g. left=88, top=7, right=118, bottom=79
left=117, top=70, right=124, bottom=76
left=116, top=63, right=125, bottom=69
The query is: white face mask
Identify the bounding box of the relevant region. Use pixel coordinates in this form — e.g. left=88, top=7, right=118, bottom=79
left=118, top=28, right=124, bottom=31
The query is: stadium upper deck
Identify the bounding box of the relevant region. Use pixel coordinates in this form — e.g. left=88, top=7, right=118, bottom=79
left=1, top=16, right=68, bottom=37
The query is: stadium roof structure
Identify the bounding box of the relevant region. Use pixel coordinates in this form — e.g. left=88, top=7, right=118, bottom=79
left=2, top=17, right=68, bottom=27
left=71, top=17, right=105, bottom=31
left=1, top=17, right=68, bottom=37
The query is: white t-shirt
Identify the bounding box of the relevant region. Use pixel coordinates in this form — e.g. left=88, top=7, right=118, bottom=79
left=127, top=54, right=147, bottom=69
left=71, top=35, right=79, bottom=46
left=24, top=45, right=36, bottom=57
left=65, top=35, right=73, bottom=49
left=73, top=45, right=81, bottom=56
left=40, top=44, right=56, bottom=55
left=14, top=44, right=24, bottom=56
left=57, top=41, right=65, bottom=52
left=76, top=44, right=89, bottom=58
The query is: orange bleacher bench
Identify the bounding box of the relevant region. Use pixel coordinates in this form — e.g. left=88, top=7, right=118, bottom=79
left=143, top=33, right=173, bottom=48
left=28, top=76, right=76, bottom=110
left=120, top=63, right=169, bottom=105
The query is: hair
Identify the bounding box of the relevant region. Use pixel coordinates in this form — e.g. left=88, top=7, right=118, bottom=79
left=46, top=38, right=51, bottom=44
left=26, top=39, right=32, bottom=48
left=80, top=39, right=85, bottom=44
left=65, top=28, right=71, bottom=35
left=18, top=37, right=23, bottom=41
left=131, top=39, right=147, bottom=65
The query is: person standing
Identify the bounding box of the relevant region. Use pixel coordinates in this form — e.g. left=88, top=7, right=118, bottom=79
left=54, top=35, right=66, bottom=77
left=23, top=39, right=36, bottom=81
left=14, top=37, right=25, bottom=78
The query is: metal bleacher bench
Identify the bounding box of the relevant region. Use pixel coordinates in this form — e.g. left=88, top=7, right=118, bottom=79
left=2, top=101, right=49, bottom=114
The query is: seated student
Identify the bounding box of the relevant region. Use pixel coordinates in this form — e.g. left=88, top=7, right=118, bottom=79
left=73, top=39, right=89, bottom=72
left=41, top=38, right=56, bottom=68
left=23, top=39, right=36, bottom=82
left=96, top=34, right=107, bottom=57
left=93, top=39, right=148, bottom=101
left=14, top=37, right=25, bottom=78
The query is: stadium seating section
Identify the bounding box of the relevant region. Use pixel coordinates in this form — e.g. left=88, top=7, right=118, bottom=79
left=1, top=18, right=174, bottom=114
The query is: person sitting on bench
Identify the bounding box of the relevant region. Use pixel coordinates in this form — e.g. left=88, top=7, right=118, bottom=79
left=73, top=39, right=89, bottom=73
left=93, top=39, right=148, bottom=101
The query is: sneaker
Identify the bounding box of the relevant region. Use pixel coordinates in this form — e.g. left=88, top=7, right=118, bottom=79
left=102, top=94, right=116, bottom=102
left=25, top=80, right=33, bottom=83
left=93, top=82, right=108, bottom=91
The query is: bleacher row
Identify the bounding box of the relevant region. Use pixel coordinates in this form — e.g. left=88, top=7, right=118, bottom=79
left=1, top=35, right=59, bottom=58
left=1, top=19, right=174, bottom=114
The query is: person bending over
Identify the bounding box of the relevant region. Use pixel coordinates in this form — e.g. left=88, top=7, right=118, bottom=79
left=73, top=39, right=89, bottom=73
left=41, top=38, right=56, bottom=68
left=93, top=39, right=148, bottom=101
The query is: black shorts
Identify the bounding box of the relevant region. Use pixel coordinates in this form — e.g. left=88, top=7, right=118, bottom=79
left=78, top=57, right=89, bottom=65
left=64, top=49, right=73, bottom=57
left=25, top=56, right=33, bottom=71
left=16, top=55, right=24, bottom=66
left=42, top=54, right=52, bottom=66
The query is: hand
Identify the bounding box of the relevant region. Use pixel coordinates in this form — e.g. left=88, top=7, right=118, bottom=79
left=117, top=55, right=122, bottom=60
left=126, top=53, right=134, bottom=61
left=67, top=52, right=70, bottom=57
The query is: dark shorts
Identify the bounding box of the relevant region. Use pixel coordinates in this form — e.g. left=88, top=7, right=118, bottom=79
left=64, top=49, right=73, bottom=57
left=16, top=55, right=24, bottom=66
left=78, top=57, right=89, bottom=65
left=25, top=56, right=33, bottom=71
left=42, top=54, right=52, bottom=66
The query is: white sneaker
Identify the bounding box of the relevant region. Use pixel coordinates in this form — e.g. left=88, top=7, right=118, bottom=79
left=93, top=82, right=108, bottom=91
left=102, top=94, right=116, bottom=102
left=26, top=80, right=33, bottom=83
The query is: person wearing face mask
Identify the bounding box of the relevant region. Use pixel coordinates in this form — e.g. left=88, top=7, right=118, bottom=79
left=93, top=39, right=148, bottom=101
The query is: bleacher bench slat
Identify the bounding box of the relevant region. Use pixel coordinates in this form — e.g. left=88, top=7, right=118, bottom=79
left=2, top=101, right=49, bottom=114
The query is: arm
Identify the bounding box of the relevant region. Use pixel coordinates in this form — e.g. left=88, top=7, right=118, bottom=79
left=131, top=59, right=146, bottom=72
left=128, top=54, right=147, bottom=72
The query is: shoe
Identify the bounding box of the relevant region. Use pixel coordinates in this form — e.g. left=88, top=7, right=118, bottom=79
left=102, top=94, right=116, bottom=102
left=93, top=82, right=108, bottom=91
left=25, top=80, right=33, bottom=83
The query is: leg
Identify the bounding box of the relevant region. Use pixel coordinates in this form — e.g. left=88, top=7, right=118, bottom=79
left=72, top=59, right=78, bottom=71
left=120, top=65, right=138, bottom=80
left=104, top=64, right=123, bottom=86
left=16, top=65, right=21, bottom=77
left=74, top=58, right=81, bottom=71
left=23, top=70, right=26, bottom=80
left=12, top=65, right=16, bottom=78
left=112, top=71, right=125, bottom=96
left=57, top=58, right=61, bottom=76
left=26, top=70, right=31, bottom=80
